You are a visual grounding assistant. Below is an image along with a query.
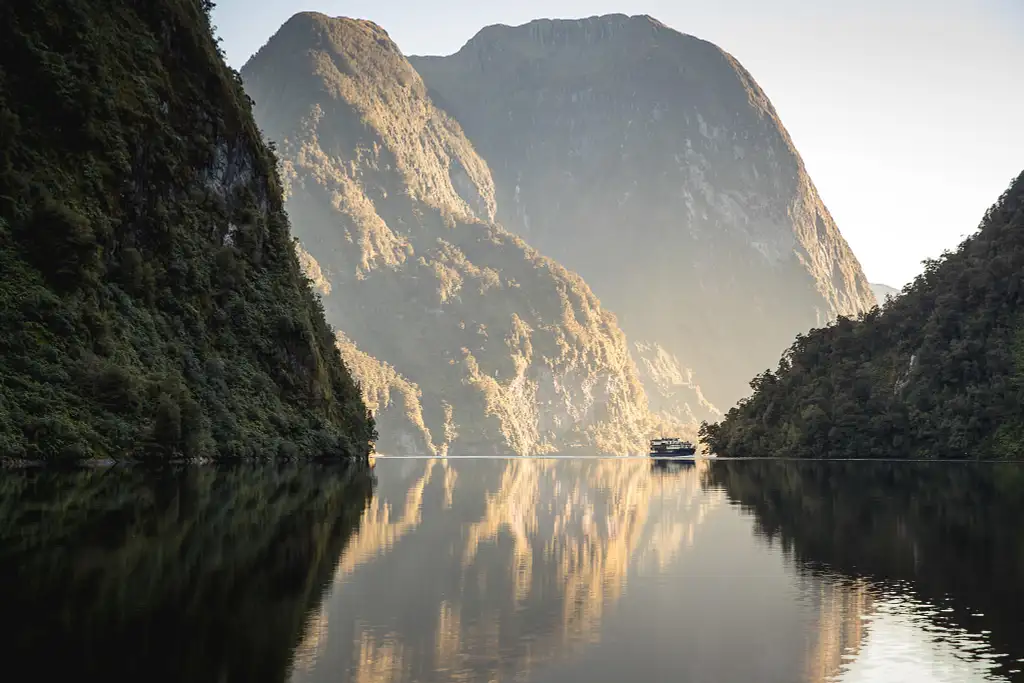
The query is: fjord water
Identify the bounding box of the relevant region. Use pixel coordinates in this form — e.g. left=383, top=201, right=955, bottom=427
left=1, top=459, right=1022, bottom=682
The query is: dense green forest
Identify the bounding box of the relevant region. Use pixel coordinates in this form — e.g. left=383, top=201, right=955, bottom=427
left=0, top=464, right=372, bottom=681
left=706, top=460, right=1024, bottom=676
left=0, top=0, right=375, bottom=459
left=700, top=170, right=1024, bottom=459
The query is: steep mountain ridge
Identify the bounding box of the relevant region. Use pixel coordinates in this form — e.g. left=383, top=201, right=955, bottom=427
left=0, top=0, right=374, bottom=459
left=870, top=282, right=899, bottom=307
left=242, top=13, right=686, bottom=455
left=701, top=171, right=1024, bottom=459
left=411, top=14, right=876, bottom=408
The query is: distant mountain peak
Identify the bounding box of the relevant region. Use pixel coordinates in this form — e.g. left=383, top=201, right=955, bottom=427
left=245, top=11, right=497, bottom=226
left=252, top=13, right=404, bottom=73
left=870, top=283, right=899, bottom=307
left=281, top=12, right=393, bottom=39
left=431, top=13, right=698, bottom=60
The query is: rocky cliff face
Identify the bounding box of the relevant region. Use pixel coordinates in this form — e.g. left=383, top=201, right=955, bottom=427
left=411, top=14, right=876, bottom=408
left=633, top=341, right=721, bottom=425
left=0, top=0, right=374, bottom=459
left=242, top=14, right=681, bottom=455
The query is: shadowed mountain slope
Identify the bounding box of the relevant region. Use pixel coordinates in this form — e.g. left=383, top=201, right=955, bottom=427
left=411, top=14, right=875, bottom=408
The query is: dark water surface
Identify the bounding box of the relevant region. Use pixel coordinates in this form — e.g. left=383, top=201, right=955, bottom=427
left=1, top=458, right=1022, bottom=682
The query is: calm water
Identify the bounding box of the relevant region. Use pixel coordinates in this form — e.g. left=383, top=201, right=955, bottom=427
left=1, top=458, right=1022, bottom=682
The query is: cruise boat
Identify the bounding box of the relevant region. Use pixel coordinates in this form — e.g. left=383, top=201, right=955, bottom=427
left=649, top=437, right=697, bottom=458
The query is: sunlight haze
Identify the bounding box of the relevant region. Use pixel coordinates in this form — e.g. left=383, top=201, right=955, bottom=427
left=212, top=0, right=1024, bottom=289
left=7, top=0, right=1024, bottom=675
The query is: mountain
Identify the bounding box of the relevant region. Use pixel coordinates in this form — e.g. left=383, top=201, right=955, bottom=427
left=410, top=15, right=876, bottom=409
left=0, top=0, right=375, bottom=460
left=700, top=171, right=1024, bottom=459
left=632, top=341, right=720, bottom=425
left=870, top=282, right=899, bottom=307
left=242, top=13, right=687, bottom=455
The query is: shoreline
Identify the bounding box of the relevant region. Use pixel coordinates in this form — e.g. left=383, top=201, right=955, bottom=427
left=0, top=456, right=374, bottom=469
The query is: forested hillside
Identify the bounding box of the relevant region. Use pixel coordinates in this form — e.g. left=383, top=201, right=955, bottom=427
left=701, top=171, right=1024, bottom=459
left=0, top=0, right=375, bottom=460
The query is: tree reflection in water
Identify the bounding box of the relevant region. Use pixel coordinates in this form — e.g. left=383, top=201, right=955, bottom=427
left=706, top=459, right=1024, bottom=681
left=0, top=463, right=374, bottom=683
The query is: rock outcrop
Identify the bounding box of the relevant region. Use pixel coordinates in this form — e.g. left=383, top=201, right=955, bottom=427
left=242, top=13, right=680, bottom=455
left=411, top=14, right=876, bottom=408
left=633, top=341, right=721, bottom=426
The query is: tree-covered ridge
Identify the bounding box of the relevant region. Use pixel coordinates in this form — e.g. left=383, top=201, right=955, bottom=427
left=700, top=171, right=1024, bottom=459
left=0, top=0, right=375, bottom=459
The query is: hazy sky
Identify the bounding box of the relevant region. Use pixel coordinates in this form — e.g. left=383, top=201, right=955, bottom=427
left=212, top=0, right=1024, bottom=288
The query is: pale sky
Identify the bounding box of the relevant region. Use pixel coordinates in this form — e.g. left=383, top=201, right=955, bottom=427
left=212, top=0, right=1024, bottom=289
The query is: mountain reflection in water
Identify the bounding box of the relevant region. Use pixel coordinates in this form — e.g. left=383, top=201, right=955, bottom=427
left=300, top=457, right=723, bottom=683
left=294, top=458, right=1023, bottom=683
left=0, top=458, right=1020, bottom=683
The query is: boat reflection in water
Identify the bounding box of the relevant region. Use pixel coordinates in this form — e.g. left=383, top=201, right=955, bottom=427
left=651, top=457, right=696, bottom=473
